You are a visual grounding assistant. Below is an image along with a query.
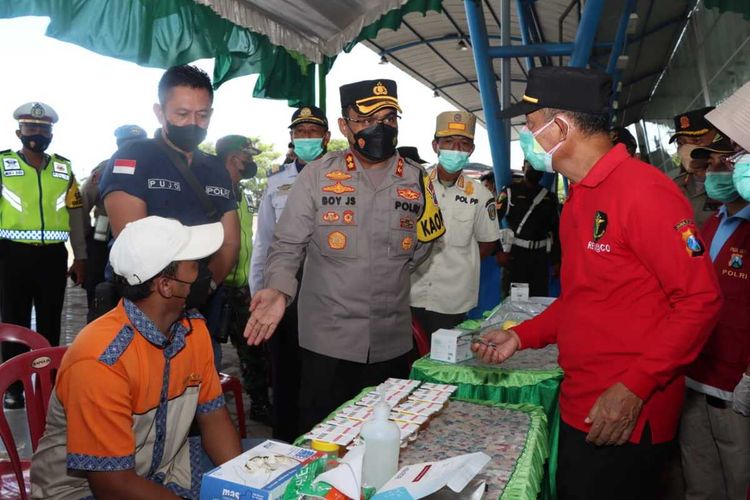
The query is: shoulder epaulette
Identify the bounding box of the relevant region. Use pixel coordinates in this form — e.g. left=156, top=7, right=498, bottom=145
left=53, top=153, right=70, bottom=162
left=402, top=157, right=426, bottom=173
left=0, top=149, right=11, bottom=155
left=268, top=163, right=287, bottom=177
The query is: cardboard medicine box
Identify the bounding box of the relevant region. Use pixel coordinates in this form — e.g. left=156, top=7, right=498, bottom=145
left=200, top=440, right=322, bottom=500
left=430, top=328, right=473, bottom=363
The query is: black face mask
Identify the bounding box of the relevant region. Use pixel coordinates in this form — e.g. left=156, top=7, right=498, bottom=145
left=241, top=160, right=258, bottom=179
left=21, top=134, right=51, bottom=153
left=524, top=169, right=544, bottom=185
left=171, top=265, right=213, bottom=309
left=164, top=122, right=207, bottom=152
left=351, top=123, right=398, bottom=162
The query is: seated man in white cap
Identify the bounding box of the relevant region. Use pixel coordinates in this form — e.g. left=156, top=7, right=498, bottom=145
left=31, top=216, right=241, bottom=500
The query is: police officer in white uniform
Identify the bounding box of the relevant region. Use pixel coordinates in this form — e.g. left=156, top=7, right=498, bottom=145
left=411, top=111, right=500, bottom=334
left=249, top=105, right=330, bottom=442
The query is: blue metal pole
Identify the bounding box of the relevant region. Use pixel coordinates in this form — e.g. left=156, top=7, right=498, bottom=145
left=607, top=0, right=636, bottom=75
left=488, top=43, right=576, bottom=59
left=464, top=0, right=510, bottom=189
left=515, top=0, right=534, bottom=71
left=569, top=0, right=606, bottom=67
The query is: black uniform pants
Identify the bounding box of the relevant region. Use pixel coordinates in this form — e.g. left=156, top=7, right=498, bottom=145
left=503, top=246, right=550, bottom=297
left=557, top=420, right=672, bottom=500
left=410, top=307, right=466, bottom=336
left=269, top=293, right=302, bottom=443
left=0, top=240, right=67, bottom=360
left=298, top=348, right=411, bottom=435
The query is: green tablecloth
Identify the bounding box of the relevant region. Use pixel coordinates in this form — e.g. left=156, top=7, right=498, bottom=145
left=293, top=388, right=549, bottom=500
left=409, top=346, right=562, bottom=499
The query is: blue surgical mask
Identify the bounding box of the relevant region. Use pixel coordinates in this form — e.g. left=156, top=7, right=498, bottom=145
left=519, top=118, right=566, bottom=173
left=705, top=171, right=739, bottom=203
left=293, top=138, right=324, bottom=162
left=733, top=154, right=750, bottom=201
left=438, top=149, right=470, bottom=173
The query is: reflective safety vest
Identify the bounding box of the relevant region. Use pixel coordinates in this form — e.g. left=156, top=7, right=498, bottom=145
left=224, top=180, right=254, bottom=287
left=0, top=151, right=79, bottom=244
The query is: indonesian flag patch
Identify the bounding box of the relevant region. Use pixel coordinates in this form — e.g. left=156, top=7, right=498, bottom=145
left=113, top=159, right=136, bottom=175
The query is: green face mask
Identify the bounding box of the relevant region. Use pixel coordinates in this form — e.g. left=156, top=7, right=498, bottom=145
left=733, top=154, right=750, bottom=201
left=438, top=149, right=471, bottom=173
left=293, top=138, right=324, bottom=162
left=705, top=171, right=739, bottom=203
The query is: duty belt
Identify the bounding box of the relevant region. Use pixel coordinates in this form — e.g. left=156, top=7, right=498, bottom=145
left=512, top=237, right=548, bottom=250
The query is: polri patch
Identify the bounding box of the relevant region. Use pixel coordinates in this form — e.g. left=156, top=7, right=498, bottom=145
left=328, top=230, right=347, bottom=250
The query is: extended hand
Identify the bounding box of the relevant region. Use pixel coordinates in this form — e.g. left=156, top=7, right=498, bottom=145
left=471, top=329, right=520, bottom=364
left=585, top=382, right=643, bottom=446
left=243, top=288, right=287, bottom=346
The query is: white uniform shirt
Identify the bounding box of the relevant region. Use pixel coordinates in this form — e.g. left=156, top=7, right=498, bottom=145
left=410, top=168, right=501, bottom=314
left=249, top=162, right=299, bottom=295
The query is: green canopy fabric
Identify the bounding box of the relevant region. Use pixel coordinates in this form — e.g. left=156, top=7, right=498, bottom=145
left=0, top=0, right=444, bottom=107
left=704, top=0, right=750, bottom=20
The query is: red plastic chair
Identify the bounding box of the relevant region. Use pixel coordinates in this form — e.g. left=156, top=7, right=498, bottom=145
left=0, top=324, right=51, bottom=351
left=412, top=317, right=430, bottom=357
left=0, top=346, right=67, bottom=500
left=219, top=372, right=247, bottom=439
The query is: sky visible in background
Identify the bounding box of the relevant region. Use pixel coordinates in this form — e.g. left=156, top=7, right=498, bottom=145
left=0, top=16, right=526, bottom=181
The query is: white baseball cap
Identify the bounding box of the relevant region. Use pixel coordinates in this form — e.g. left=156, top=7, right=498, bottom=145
left=706, top=82, right=750, bottom=152
left=110, top=216, right=224, bottom=285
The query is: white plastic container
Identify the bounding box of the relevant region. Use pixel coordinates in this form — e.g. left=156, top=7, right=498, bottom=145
left=360, top=391, right=401, bottom=491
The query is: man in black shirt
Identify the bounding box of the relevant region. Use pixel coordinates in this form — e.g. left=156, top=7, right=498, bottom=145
left=497, top=161, right=561, bottom=297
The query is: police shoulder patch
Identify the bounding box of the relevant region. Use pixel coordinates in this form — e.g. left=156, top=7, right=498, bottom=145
left=53, top=153, right=70, bottom=162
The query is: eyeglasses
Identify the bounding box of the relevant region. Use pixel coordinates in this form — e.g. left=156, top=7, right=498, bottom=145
left=165, top=275, right=196, bottom=286
left=344, top=113, right=400, bottom=128
left=721, top=150, right=748, bottom=168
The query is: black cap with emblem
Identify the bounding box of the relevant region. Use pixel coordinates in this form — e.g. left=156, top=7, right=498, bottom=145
left=690, top=131, right=735, bottom=159
left=669, top=106, right=716, bottom=143
left=289, top=105, right=328, bottom=129
left=500, top=66, right=612, bottom=119
left=340, top=79, right=401, bottom=116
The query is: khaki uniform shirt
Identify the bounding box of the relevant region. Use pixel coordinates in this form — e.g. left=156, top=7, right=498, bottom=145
left=264, top=150, right=444, bottom=363
left=411, top=169, right=501, bottom=314
left=674, top=172, right=719, bottom=227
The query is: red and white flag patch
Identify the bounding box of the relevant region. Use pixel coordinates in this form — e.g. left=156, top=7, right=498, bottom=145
left=113, top=159, right=136, bottom=175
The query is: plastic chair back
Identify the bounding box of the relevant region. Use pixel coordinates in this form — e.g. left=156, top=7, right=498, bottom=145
left=0, top=346, right=67, bottom=500
left=0, top=324, right=51, bottom=351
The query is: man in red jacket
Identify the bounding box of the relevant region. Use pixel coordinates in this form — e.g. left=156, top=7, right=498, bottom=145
left=473, top=67, right=723, bottom=500
left=678, top=123, right=750, bottom=498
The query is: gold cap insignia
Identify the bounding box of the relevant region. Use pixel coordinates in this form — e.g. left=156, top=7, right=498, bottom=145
left=300, top=107, right=312, bottom=117
left=680, top=116, right=690, bottom=129
left=373, top=82, right=388, bottom=96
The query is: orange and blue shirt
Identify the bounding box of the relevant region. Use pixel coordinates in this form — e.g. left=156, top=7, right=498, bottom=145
left=31, top=299, right=223, bottom=500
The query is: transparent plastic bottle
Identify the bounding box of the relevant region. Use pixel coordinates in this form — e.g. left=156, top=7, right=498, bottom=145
left=360, top=390, right=400, bottom=491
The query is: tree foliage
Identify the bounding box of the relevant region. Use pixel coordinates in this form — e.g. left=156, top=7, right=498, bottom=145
left=327, top=138, right=349, bottom=152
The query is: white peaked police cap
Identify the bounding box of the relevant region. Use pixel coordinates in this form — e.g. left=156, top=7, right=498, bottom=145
left=706, top=81, right=750, bottom=152
left=110, top=216, right=224, bottom=285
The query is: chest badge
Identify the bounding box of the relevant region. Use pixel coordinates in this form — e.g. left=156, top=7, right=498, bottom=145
left=593, top=211, right=608, bottom=241
left=323, top=182, right=355, bottom=195
left=401, top=236, right=413, bottom=251
left=343, top=210, right=355, bottom=224
left=730, top=253, right=744, bottom=269
left=326, top=170, right=352, bottom=181
left=327, top=230, right=347, bottom=250
left=322, top=211, right=339, bottom=223
left=397, top=188, right=420, bottom=200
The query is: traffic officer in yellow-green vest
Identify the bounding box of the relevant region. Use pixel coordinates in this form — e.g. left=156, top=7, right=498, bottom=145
left=0, top=102, right=87, bottom=409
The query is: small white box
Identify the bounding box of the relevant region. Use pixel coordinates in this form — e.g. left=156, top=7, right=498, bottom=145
left=510, top=282, right=530, bottom=302
left=430, top=328, right=473, bottom=364
left=200, top=440, right=322, bottom=500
